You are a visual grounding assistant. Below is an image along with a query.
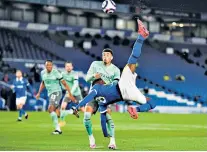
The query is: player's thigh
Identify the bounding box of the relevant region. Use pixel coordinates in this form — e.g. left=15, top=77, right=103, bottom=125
left=75, top=95, right=83, bottom=103
left=130, top=87, right=147, bottom=104
left=16, top=97, right=27, bottom=108
left=85, top=100, right=99, bottom=114
left=49, top=91, right=62, bottom=109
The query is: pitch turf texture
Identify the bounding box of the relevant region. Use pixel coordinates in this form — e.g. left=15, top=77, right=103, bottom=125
left=0, top=112, right=206, bottom=151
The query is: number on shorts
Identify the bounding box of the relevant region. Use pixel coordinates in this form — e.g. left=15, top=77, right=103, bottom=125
left=51, top=94, right=56, bottom=100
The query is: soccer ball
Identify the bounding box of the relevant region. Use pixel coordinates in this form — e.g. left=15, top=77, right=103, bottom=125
left=102, top=0, right=116, bottom=14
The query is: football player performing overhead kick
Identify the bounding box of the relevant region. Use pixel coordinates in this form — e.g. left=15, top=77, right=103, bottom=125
left=74, top=19, right=156, bottom=149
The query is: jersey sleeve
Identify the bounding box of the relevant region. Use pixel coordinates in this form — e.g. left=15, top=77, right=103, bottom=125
left=86, top=61, right=96, bottom=83
left=113, top=66, right=121, bottom=82
left=25, top=79, right=33, bottom=94
left=12, top=80, right=17, bottom=92
left=26, top=79, right=30, bottom=86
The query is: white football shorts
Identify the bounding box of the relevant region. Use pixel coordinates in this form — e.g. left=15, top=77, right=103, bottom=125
left=16, top=96, right=27, bottom=106
left=118, top=65, right=147, bottom=104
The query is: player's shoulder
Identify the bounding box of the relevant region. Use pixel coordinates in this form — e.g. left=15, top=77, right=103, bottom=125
left=71, top=70, right=79, bottom=77
left=71, top=70, right=77, bottom=74
left=53, top=68, right=61, bottom=74
left=111, top=63, right=120, bottom=70
left=60, top=70, right=66, bottom=75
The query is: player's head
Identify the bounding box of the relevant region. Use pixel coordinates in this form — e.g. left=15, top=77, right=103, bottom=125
left=65, top=61, right=73, bottom=72
left=102, top=48, right=113, bottom=65
left=16, top=70, right=22, bottom=78
left=45, top=60, right=53, bottom=72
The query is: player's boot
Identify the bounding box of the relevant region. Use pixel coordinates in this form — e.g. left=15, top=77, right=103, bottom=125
left=108, top=144, right=116, bottom=150
left=52, top=130, right=62, bottom=135
left=137, top=19, right=149, bottom=39
left=127, top=106, right=138, bottom=119
left=25, top=113, right=28, bottom=119
left=90, top=144, right=96, bottom=149
left=17, top=118, right=22, bottom=122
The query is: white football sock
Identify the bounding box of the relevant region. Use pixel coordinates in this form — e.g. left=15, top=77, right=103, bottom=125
left=89, top=134, right=95, bottom=145
left=110, top=137, right=116, bottom=145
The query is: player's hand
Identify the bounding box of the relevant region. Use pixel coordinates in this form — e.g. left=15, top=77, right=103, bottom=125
left=10, top=85, right=14, bottom=89
left=94, top=73, right=101, bottom=79
left=35, top=93, right=40, bottom=100
left=68, top=94, right=77, bottom=103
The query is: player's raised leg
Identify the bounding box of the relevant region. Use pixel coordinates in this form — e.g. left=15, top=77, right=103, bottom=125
left=127, top=19, right=149, bottom=73
left=118, top=19, right=156, bottom=119
left=127, top=19, right=156, bottom=118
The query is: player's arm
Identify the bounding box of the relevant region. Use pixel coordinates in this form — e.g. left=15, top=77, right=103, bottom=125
left=60, top=79, right=76, bottom=102
left=71, top=73, right=79, bottom=95
left=112, top=67, right=121, bottom=84
left=26, top=80, right=33, bottom=95
left=86, top=62, right=97, bottom=83
left=56, top=69, right=76, bottom=102
left=35, top=81, right=45, bottom=100
left=10, top=80, right=16, bottom=92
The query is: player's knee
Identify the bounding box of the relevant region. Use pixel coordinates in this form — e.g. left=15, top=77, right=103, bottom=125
left=127, top=64, right=137, bottom=73
left=107, top=108, right=112, bottom=115
left=61, top=105, right=66, bottom=110
left=148, top=100, right=156, bottom=109
left=83, top=112, right=92, bottom=122
left=48, top=105, right=56, bottom=113
left=16, top=105, right=20, bottom=109
left=85, top=106, right=93, bottom=113
left=92, top=84, right=100, bottom=93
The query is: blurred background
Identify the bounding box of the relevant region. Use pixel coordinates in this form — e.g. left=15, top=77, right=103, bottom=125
left=0, top=0, right=207, bottom=113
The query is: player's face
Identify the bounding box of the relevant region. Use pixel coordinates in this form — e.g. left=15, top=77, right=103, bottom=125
left=65, top=63, right=73, bottom=72
left=45, top=62, right=53, bottom=72
left=16, top=71, right=22, bottom=78
left=102, top=52, right=113, bottom=64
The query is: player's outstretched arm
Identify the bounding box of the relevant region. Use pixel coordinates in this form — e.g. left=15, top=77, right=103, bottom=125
left=35, top=81, right=45, bottom=100
left=26, top=80, right=33, bottom=95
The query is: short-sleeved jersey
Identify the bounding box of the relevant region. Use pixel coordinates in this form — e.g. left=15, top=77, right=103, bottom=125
left=13, top=78, right=30, bottom=98
left=61, top=70, right=82, bottom=96
left=86, top=61, right=120, bottom=85
left=41, top=68, right=63, bottom=96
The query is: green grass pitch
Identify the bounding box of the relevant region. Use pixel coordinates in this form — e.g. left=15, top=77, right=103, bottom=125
left=0, top=112, right=206, bottom=151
